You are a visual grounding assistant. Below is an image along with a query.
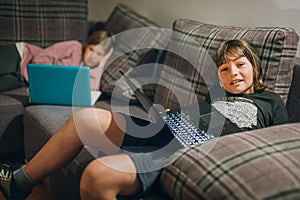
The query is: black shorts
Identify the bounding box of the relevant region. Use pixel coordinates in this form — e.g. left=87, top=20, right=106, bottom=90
left=119, top=114, right=181, bottom=198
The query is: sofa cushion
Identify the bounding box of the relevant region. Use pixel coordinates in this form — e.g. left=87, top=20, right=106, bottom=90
left=0, top=0, right=88, bottom=48
left=2, top=87, right=30, bottom=106
left=154, top=19, right=299, bottom=109
left=101, top=3, right=162, bottom=99
left=160, top=123, right=300, bottom=199
left=0, top=95, right=24, bottom=156
left=104, top=3, right=158, bottom=35
left=0, top=44, right=25, bottom=92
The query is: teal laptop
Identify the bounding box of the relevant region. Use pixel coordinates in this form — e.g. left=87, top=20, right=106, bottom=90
left=27, top=63, right=101, bottom=107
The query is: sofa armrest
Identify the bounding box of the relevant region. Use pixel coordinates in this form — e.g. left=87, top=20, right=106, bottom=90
left=161, top=123, right=300, bottom=199
left=286, top=57, right=300, bottom=122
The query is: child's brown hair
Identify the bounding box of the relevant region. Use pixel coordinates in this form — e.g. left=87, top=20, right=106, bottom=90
left=86, top=30, right=114, bottom=52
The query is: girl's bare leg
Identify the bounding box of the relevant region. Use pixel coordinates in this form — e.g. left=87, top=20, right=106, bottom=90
left=80, top=154, right=142, bottom=200
left=24, top=108, right=126, bottom=183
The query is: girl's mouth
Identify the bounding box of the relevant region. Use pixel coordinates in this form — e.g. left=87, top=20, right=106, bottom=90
left=231, top=79, right=242, bottom=85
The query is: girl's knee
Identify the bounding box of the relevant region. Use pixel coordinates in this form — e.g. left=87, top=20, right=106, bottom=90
left=80, top=160, right=117, bottom=199
left=74, top=108, right=112, bottom=129
left=73, top=108, right=111, bottom=137
left=73, top=108, right=101, bottom=123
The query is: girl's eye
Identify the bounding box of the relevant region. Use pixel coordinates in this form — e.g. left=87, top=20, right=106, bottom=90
left=235, top=60, right=246, bottom=67
left=220, top=68, right=228, bottom=73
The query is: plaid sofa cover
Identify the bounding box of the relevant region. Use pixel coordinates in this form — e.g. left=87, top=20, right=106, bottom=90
left=0, top=0, right=88, bottom=48
left=161, top=123, right=300, bottom=199
left=101, top=3, right=164, bottom=99
left=154, top=19, right=299, bottom=109
left=0, top=0, right=88, bottom=93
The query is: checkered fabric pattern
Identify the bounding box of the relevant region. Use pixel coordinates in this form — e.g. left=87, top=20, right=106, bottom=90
left=154, top=19, right=299, bottom=109
left=0, top=0, right=88, bottom=48
left=161, top=123, right=300, bottom=200
left=101, top=3, right=163, bottom=98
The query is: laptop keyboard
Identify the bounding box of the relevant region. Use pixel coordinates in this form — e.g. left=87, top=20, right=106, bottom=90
left=162, top=110, right=215, bottom=148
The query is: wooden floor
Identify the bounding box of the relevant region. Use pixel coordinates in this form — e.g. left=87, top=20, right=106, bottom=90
left=0, top=183, right=55, bottom=200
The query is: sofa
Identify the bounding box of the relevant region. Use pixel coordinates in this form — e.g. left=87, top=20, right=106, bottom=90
left=0, top=0, right=88, bottom=162
left=1, top=1, right=300, bottom=200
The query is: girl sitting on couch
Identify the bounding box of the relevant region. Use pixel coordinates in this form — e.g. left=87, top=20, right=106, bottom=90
left=0, top=39, right=288, bottom=200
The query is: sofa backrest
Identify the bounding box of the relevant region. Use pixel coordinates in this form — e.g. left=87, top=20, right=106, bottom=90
left=0, top=0, right=88, bottom=48
left=100, top=3, right=163, bottom=99
left=154, top=19, right=299, bottom=109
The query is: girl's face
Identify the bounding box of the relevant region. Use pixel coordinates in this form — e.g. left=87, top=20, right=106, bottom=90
left=218, top=55, right=254, bottom=94
left=83, top=44, right=106, bottom=67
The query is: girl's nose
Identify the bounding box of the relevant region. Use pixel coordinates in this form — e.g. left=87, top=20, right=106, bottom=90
left=230, top=66, right=238, bottom=77
left=89, top=51, right=97, bottom=58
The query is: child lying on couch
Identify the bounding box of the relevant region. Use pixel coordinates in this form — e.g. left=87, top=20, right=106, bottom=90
left=0, top=29, right=114, bottom=92
left=19, top=30, right=114, bottom=91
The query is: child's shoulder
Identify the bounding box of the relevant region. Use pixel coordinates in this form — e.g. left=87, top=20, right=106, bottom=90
left=254, top=90, right=283, bottom=100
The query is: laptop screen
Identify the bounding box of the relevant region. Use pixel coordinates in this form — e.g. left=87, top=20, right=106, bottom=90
left=27, top=63, right=100, bottom=107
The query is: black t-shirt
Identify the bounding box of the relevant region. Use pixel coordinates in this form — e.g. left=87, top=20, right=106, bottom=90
left=244, top=90, right=288, bottom=128
left=211, top=90, right=288, bottom=131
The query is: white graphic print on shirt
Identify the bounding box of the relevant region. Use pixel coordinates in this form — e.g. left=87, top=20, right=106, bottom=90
left=211, top=97, right=257, bottom=129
